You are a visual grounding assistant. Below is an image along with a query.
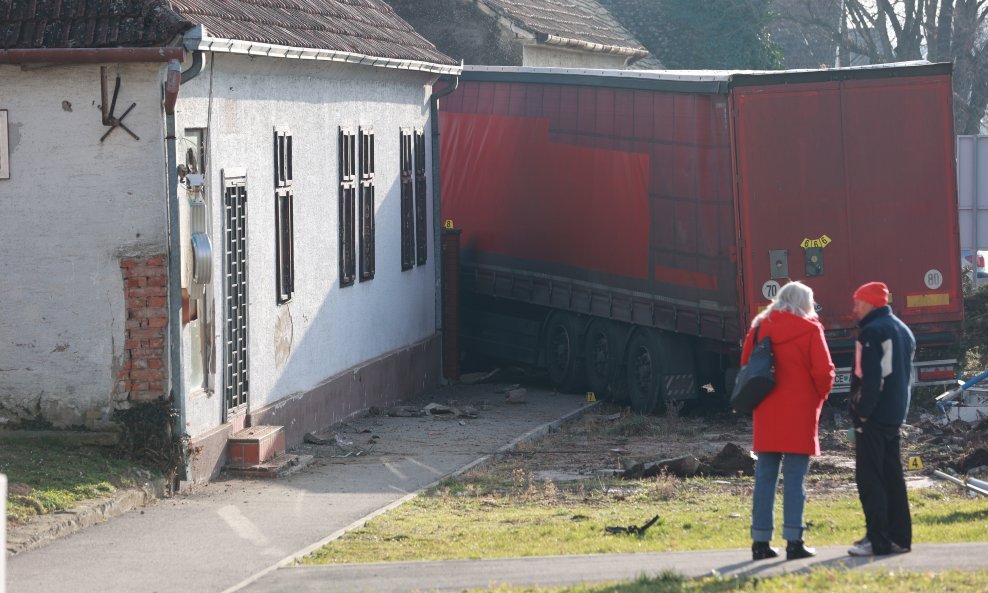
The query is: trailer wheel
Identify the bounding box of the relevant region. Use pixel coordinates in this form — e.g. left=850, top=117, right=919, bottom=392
left=625, top=331, right=663, bottom=414
left=584, top=320, right=621, bottom=400
left=545, top=313, right=585, bottom=393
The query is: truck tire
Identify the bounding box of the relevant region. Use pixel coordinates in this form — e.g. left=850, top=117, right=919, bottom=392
left=544, top=313, right=585, bottom=394
left=584, top=319, right=621, bottom=400
left=625, top=330, right=663, bottom=414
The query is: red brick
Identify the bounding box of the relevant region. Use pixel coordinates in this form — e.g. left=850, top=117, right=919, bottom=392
left=131, top=359, right=148, bottom=370
left=120, top=259, right=138, bottom=268
left=148, top=338, right=165, bottom=348
left=147, top=358, right=163, bottom=369
left=144, top=307, right=168, bottom=318
left=147, top=276, right=168, bottom=287
left=131, top=369, right=164, bottom=381
left=147, top=318, right=168, bottom=329
left=132, top=381, right=149, bottom=392
left=146, top=381, right=165, bottom=391
left=125, top=319, right=142, bottom=329
left=147, top=297, right=167, bottom=308
left=146, top=255, right=166, bottom=266
left=124, top=339, right=141, bottom=350
left=129, top=329, right=158, bottom=340
left=127, top=297, right=147, bottom=309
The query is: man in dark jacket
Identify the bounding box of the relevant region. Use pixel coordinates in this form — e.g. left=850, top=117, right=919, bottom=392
left=847, top=281, right=915, bottom=556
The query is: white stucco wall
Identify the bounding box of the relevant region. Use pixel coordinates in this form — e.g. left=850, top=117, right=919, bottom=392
left=523, top=44, right=632, bottom=69
left=0, top=63, right=168, bottom=427
left=175, top=54, right=439, bottom=436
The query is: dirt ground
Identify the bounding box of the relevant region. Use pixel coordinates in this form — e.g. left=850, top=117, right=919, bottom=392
left=443, top=370, right=988, bottom=495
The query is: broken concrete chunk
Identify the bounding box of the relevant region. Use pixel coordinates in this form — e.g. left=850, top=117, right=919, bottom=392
left=504, top=388, right=528, bottom=404
left=303, top=432, right=332, bottom=445
left=423, top=403, right=455, bottom=415
left=460, top=368, right=501, bottom=384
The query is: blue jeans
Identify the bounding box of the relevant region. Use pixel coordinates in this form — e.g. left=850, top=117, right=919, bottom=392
left=751, top=452, right=810, bottom=542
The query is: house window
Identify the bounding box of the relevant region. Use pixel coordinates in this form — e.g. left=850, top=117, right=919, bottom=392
left=339, top=128, right=357, bottom=287
left=414, top=129, right=428, bottom=266
left=0, top=110, right=9, bottom=180
left=399, top=129, right=414, bottom=271
left=274, top=128, right=294, bottom=303
left=358, top=127, right=376, bottom=282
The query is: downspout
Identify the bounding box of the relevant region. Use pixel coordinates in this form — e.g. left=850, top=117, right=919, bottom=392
left=181, top=50, right=205, bottom=83
left=430, top=74, right=459, bottom=380
left=164, top=59, right=189, bottom=484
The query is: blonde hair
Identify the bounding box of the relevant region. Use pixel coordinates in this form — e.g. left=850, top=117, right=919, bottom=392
left=752, top=280, right=817, bottom=327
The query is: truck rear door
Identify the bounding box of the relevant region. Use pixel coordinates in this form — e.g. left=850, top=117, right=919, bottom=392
left=731, top=71, right=962, bottom=362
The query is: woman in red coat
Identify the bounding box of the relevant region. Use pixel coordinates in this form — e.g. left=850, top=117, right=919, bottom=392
left=740, top=280, right=835, bottom=561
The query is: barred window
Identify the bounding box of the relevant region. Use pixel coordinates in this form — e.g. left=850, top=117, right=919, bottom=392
left=358, top=127, right=376, bottom=282
left=274, top=128, right=294, bottom=303
left=339, top=128, right=357, bottom=287
left=400, top=129, right=414, bottom=271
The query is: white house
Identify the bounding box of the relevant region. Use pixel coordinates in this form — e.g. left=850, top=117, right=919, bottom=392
left=0, top=0, right=460, bottom=485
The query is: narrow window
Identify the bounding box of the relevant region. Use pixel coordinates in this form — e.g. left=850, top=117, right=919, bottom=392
left=400, top=129, right=414, bottom=271
left=274, top=127, right=294, bottom=303
left=414, top=129, right=428, bottom=266
left=358, top=127, right=376, bottom=281
left=339, top=128, right=356, bottom=287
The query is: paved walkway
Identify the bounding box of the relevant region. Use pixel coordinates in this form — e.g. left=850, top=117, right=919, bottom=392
left=239, top=542, right=988, bottom=593
left=7, top=383, right=592, bottom=593
left=8, top=381, right=988, bottom=593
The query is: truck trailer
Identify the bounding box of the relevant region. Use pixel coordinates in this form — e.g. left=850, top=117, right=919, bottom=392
left=439, top=62, right=963, bottom=412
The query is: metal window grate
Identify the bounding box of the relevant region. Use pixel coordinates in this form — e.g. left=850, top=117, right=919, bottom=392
left=400, top=129, right=414, bottom=271
left=359, top=127, right=376, bottom=281
left=339, top=128, right=357, bottom=287
left=274, top=128, right=293, bottom=188
left=414, top=129, right=427, bottom=266
left=223, top=176, right=249, bottom=415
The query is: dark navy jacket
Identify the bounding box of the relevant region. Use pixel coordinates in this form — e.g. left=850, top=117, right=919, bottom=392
left=848, top=306, right=916, bottom=427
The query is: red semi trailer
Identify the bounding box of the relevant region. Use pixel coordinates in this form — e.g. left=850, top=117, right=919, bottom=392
left=439, top=62, right=963, bottom=412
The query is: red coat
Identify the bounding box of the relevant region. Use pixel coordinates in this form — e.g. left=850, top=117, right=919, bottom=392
left=740, top=310, right=835, bottom=455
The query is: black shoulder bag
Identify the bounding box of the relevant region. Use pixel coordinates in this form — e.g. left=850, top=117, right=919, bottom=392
left=730, top=326, right=776, bottom=414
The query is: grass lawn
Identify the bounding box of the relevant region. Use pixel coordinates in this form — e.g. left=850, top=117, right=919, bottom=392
left=303, top=473, right=988, bottom=564
left=465, top=569, right=988, bottom=592
left=1, top=437, right=148, bottom=525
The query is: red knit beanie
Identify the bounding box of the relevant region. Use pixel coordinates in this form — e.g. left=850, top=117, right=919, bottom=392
left=853, top=281, right=889, bottom=308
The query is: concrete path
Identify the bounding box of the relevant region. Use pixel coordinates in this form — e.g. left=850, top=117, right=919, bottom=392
left=239, top=542, right=988, bottom=593
left=7, top=383, right=592, bottom=593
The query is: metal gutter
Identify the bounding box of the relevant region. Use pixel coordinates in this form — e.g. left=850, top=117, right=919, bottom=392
left=181, top=50, right=205, bottom=84
left=182, top=26, right=461, bottom=76
left=537, top=33, right=648, bottom=58
left=0, top=47, right=183, bottom=64
left=163, top=60, right=190, bottom=483
left=430, top=74, right=460, bottom=380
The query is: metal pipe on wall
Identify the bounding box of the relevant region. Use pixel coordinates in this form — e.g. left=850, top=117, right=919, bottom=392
left=430, top=74, right=459, bottom=380
left=164, top=59, right=190, bottom=484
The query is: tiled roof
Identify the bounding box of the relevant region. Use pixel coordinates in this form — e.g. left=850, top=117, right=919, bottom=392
left=479, top=0, right=648, bottom=57
left=1, top=0, right=456, bottom=65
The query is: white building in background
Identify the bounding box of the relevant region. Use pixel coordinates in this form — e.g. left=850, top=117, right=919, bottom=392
left=0, top=0, right=460, bottom=485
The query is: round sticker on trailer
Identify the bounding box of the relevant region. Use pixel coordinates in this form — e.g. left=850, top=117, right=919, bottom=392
left=761, top=280, right=780, bottom=300
left=924, top=269, right=943, bottom=290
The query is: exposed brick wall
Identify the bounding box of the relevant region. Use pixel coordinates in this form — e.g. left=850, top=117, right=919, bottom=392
left=116, top=255, right=168, bottom=402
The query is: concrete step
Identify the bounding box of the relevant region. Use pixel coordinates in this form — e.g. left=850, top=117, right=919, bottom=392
left=225, top=453, right=312, bottom=479
left=227, top=425, right=285, bottom=467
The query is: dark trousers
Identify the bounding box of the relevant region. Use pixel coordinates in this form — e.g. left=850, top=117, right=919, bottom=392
left=855, top=422, right=912, bottom=553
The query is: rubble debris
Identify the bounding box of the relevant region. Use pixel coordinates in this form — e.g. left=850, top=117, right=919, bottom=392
left=504, top=388, right=528, bottom=404
left=496, top=384, right=521, bottom=394
left=623, top=455, right=704, bottom=479
left=423, top=403, right=455, bottom=415
left=957, top=448, right=988, bottom=474
left=386, top=405, right=421, bottom=417
left=304, top=432, right=332, bottom=445
left=605, top=515, right=660, bottom=536
left=422, top=402, right=479, bottom=419
left=460, top=368, right=501, bottom=384
left=709, top=443, right=756, bottom=477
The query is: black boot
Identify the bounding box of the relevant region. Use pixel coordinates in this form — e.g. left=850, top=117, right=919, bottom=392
left=752, top=541, right=780, bottom=560
left=786, top=540, right=816, bottom=560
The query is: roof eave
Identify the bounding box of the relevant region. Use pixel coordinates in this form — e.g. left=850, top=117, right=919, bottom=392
left=182, top=25, right=461, bottom=76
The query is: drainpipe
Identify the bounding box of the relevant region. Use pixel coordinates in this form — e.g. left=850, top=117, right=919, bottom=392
left=164, top=59, right=189, bottom=484
left=0, top=47, right=183, bottom=64
left=430, top=74, right=459, bottom=380
left=181, top=50, right=205, bottom=83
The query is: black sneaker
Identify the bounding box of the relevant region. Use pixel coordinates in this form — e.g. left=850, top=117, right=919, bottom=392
left=752, top=541, right=780, bottom=560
